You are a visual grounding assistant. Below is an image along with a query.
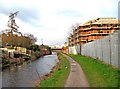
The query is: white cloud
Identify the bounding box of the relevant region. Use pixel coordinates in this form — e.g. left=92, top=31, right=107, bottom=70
left=0, top=0, right=119, bottom=46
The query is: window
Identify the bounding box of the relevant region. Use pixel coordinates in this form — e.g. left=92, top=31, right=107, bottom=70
left=101, top=31, right=103, bottom=33
left=98, top=24, right=102, bottom=27
left=86, top=38, right=88, bottom=42
left=114, top=24, right=117, bottom=27
left=107, top=25, right=110, bottom=27
left=98, top=30, right=101, bottom=33
left=98, top=30, right=103, bottom=33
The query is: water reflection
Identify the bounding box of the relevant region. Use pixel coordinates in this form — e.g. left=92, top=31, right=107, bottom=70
left=2, top=52, right=59, bottom=87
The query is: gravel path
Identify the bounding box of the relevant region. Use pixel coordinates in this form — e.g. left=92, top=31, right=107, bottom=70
left=64, top=54, right=90, bottom=87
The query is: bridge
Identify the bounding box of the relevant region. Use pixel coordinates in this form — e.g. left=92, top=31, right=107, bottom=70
left=51, top=48, right=62, bottom=52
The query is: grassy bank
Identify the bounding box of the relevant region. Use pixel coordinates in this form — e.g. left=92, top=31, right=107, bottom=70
left=38, top=53, right=70, bottom=87
left=69, top=54, right=120, bottom=87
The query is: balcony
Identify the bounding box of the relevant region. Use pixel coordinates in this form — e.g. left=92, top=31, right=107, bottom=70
left=114, top=26, right=119, bottom=29
left=91, top=27, right=111, bottom=29
left=75, top=34, right=80, bottom=38
left=75, top=30, right=78, bottom=34
left=88, top=39, right=96, bottom=42
left=81, top=27, right=91, bottom=31
left=80, top=39, right=87, bottom=42
left=80, top=34, right=89, bottom=36
left=76, top=39, right=79, bottom=42
left=90, top=33, right=109, bottom=35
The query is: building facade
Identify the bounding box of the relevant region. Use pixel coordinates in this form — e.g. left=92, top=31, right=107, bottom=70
left=68, top=18, right=119, bottom=46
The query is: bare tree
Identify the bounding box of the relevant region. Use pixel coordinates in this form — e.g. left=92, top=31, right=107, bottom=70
left=1, top=11, right=37, bottom=48
left=24, top=33, right=37, bottom=44
left=7, top=11, right=23, bottom=47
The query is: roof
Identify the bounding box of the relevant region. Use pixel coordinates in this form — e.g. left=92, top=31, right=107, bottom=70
left=83, top=18, right=118, bottom=26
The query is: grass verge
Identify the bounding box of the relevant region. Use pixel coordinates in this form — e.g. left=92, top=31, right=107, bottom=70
left=38, top=53, right=70, bottom=87
left=69, top=54, right=120, bottom=87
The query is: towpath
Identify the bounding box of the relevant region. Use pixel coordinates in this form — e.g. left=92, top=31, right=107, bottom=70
left=63, top=54, right=90, bottom=87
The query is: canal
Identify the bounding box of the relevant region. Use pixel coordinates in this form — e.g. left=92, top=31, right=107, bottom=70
left=1, top=52, right=59, bottom=87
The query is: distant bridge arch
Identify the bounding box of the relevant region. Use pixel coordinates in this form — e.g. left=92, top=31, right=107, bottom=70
left=51, top=48, right=62, bottom=52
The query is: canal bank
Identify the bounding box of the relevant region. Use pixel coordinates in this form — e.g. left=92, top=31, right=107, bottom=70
left=2, top=52, right=59, bottom=87
left=1, top=51, right=42, bottom=71
left=39, top=53, right=70, bottom=87
left=1, top=44, right=52, bottom=71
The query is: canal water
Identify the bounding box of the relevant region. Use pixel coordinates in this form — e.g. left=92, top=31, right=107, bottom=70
left=1, top=52, right=59, bottom=87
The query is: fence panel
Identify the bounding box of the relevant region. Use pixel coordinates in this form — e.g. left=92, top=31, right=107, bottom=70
left=110, top=32, right=118, bottom=67
left=69, top=31, right=119, bottom=68
left=75, top=45, right=80, bottom=54
left=96, top=39, right=103, bottom=61
left=68, top=46, right=77, bottom=54
left=118, top=30, right=120, bottom=69
left=92, top=40, right=97, bottom=59
left=102, top=36, right=111, bottom=64
left=81, top=44, right=86, bottom=56
left=80, top=31, right=119, bottom=68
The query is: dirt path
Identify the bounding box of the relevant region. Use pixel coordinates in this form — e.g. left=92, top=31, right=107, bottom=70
left=64, top=54, right=90, bottom=87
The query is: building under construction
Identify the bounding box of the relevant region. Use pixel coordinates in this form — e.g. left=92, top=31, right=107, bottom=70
left=68, top=18, right=120, bottom=46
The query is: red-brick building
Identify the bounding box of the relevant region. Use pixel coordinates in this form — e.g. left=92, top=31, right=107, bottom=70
left=1, top=32, right=31, bottom=48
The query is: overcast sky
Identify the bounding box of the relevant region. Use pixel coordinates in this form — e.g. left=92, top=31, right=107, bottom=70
left=0, top=0, right=119, bottom=46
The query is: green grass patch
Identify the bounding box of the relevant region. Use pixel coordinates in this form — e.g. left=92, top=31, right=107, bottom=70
left=68, top=54, right=120, bottom=87
left=38, top=53, right=70, bottom=87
